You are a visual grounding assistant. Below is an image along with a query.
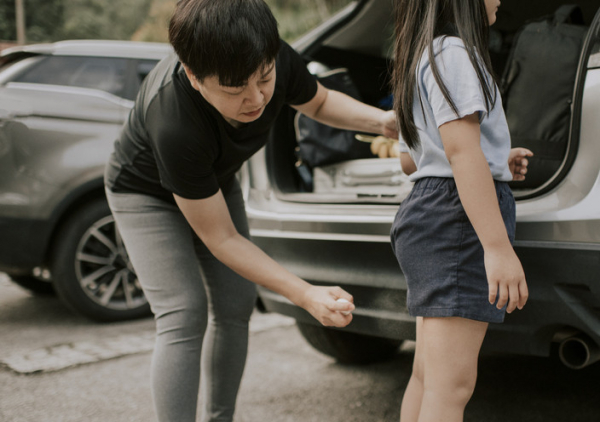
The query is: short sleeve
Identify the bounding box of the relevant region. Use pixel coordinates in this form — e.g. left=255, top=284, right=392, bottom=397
left=398, top=137, right=409, bottom=153
left=146, top=102, right=220, bottom=200
left=280, top=41, right=318, bottom=105
left=423, top=39, right=488, bottom=128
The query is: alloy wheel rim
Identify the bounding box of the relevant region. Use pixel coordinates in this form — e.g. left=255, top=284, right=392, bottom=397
left=74, top=216, right=146, bottom=311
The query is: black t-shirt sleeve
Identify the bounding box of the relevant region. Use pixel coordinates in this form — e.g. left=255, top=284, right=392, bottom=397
left=145, top=98, right=220, bottom=200
left=280, top=41, right=318, bottom=105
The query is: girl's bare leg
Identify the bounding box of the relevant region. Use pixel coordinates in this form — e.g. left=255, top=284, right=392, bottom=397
left=399, top=317, right=424, bottom=422
left=416, top=317, right=488, bottom=422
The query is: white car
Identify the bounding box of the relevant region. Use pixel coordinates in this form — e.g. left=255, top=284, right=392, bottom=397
left=247, top=0, right=600, bottom=370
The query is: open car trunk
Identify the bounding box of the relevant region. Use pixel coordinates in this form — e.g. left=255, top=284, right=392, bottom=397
left=264, top=0, right=600, bottom=204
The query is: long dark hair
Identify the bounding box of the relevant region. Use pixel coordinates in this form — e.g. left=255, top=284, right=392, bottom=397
left=392, top=0, right=497, bottom=149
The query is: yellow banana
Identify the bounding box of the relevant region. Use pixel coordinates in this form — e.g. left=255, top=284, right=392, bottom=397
left=370, top=136, right=386, bottom=155
left=390, top=141, right=401, bottom=158
left=378, top=142, right=390, bottom=158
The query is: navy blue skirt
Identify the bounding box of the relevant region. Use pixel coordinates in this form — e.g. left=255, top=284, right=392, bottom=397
left=390, top=177, right=516, bottom=323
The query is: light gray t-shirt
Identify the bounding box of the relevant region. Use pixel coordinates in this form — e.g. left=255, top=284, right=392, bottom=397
left=399, top=36, right=512, bottom=182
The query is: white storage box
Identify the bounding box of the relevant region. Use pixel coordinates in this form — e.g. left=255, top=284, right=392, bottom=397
left=312, top=158, right=413, bottom=197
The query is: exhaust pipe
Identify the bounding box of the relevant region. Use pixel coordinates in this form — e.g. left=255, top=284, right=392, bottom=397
left=558, top=334, right=600, bottom=370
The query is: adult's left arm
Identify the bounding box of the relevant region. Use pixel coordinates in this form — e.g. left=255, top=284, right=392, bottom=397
left=292, top=82, right=398, bottom=139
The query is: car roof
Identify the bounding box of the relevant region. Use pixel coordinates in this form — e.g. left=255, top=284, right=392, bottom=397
left=0, top=40, right=173, bottom=60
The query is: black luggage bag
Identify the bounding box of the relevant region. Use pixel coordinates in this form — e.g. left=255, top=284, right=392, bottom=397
left=501, top=5, right=588, bottom=189
left=294, top=66, right=374, bottom=191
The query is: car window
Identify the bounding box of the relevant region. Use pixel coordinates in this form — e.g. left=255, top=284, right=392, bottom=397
left=12, top=56, right=129, bottom=98
left=116, top=59, right=160, bottom=101
left=0, top=55, right=44, bottom=85
left=136, top=60, right=158, bottom=84
left=0, top=56, right=24, bottom=73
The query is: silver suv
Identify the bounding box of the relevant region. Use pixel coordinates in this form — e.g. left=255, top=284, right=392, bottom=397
left=0, top=40, right=171, bottom=321
left=246, top=0, right=600, bottom=369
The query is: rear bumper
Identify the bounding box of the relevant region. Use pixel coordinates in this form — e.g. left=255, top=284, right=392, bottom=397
left=253, top=234, right=416, bottom=339
left=0, top=217, right=52, bottom=274
left=257, top=286, right=417, bottom=340
left=254, top=237, right=600, bottom=358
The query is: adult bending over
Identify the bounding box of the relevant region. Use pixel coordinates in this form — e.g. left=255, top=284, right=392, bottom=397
left=104, top=1, right=397, bottom=421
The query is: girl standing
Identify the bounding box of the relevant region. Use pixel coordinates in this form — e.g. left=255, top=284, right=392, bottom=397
left=391, top=1, right=532, bottom=421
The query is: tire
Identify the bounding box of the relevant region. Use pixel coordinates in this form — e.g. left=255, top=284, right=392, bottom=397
left=50, top=198, right=151, bottom=322
left=9, top=275, right=55, bottom=296
left=296, top=322, right=403, bottom=364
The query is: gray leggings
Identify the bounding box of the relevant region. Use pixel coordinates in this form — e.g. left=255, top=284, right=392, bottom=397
left=106, top=180, right=256, bottom=422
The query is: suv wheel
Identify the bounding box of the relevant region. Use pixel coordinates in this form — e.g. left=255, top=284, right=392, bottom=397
left=9, top=275, right=55, bottom=295
left=296, top=322, right=403, bottom=364
left=51, top=198, right=150, bottom=322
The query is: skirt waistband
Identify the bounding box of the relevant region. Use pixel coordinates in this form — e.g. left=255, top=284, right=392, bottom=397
left=412, top=177, right=511, bottom=194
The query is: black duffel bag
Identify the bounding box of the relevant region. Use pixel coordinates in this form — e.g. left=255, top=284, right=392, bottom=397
left=294, top=66, right=373, bottom=190
left=501, top=5, right=588, bottom=189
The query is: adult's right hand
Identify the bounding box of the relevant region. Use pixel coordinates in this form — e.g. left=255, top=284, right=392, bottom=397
left=301, top=286, right=355, bottom=327
left=175, top=191, right=355, bottom=326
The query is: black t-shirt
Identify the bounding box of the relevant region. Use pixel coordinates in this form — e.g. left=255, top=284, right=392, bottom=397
left=105, top=41, right=317, bottom=202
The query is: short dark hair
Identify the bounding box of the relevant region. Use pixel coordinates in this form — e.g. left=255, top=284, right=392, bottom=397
left=169, top=0, right=281, bottom=87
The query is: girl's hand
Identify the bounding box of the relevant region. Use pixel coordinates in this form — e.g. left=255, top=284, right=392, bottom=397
left=301, top=286, right=354, bottom=327
left=484, top=246, right=529, bottom=313
left=508, top=148, right=534, bottom=181
left=381, top=110, right=399, bottom=139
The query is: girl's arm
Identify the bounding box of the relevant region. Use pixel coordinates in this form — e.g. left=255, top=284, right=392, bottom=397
left=440, top=113, right=528, bottom=313
left=174, top=192, right=354, bottom=327
left=508, top=148, right=534, bottom=181
left=400, top=152, right=417, bottom=175
left=292, top=82, right=398, bottom=139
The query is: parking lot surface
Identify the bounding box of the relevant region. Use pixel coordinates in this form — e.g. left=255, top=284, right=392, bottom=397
left=1, top=274, right=599, bottom=422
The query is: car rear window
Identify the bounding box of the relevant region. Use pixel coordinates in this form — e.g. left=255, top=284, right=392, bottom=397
left=137, top=60, right=157, bottom=84
left=12, top=55, right=129, bottom=98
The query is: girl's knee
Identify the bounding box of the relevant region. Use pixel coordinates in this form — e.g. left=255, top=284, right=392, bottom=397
left=450, top=374, right=477, bottom=403
left=424, top=370, right=477, bottom=406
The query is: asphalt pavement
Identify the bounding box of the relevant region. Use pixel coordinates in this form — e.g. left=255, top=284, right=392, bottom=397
left=1, top=274, right=600, bottom=422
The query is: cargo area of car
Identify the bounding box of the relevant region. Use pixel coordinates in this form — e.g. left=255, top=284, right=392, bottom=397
left=265, top=0, right=600, bottom=204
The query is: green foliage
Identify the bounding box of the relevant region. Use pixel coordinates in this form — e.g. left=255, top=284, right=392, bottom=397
left=61, top=0, right=153, bottom=40
left=0, top=0, right=16, bottom=41
left=0, top=0, right=64, bottom=42
left=26, top=0, right=65, bottom=42
left=131, top=0, right=356, bottom=44
left=0, top=0, right=355, bottom=43
left=266, top=0, right=355, bottom=41
left=131, top=0, right=176, bottom=43
left=0, top=0, right=152, bottom=42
